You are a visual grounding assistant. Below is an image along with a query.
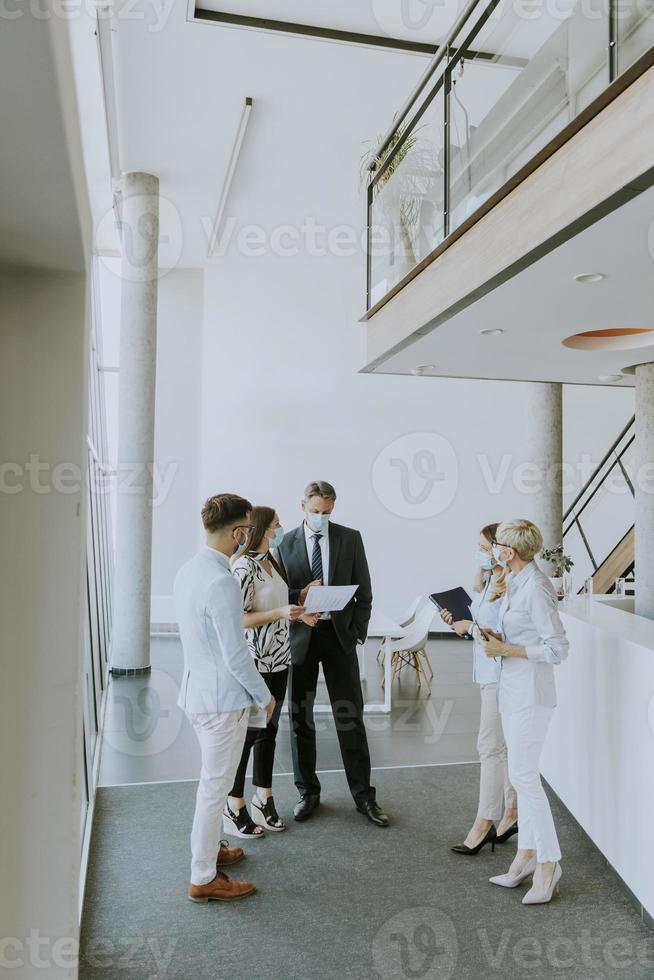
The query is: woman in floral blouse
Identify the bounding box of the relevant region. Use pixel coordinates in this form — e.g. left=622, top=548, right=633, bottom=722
left=223, top=506, right=319, bottom=836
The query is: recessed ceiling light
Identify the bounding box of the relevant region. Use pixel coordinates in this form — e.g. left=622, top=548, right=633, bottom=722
left=598, top=374, right=624, bottom=383
left=574, top=273, right=605, bottom=283
left=563, top=328, right=654, bottom=351
left=411, top=364, right=437, bottom=376
left=480, top=328, right=504, bottom=336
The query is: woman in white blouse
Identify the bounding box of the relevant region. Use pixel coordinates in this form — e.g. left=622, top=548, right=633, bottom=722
left=440, top=523, right=517, bottom=855
left=477, top=519, right=569, bottom=906
left=224, top=506, right=319, bottom=837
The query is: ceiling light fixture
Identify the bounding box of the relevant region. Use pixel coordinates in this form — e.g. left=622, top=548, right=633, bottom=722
left=411, top=365, right=437, bottom=376
left=598, top=374, right=624, bottom=383
left=480, top=328, right=504, bottom=336
left=563, top=328, right=654, bottom=351
left=574, top=273, right=605, bottom=283
left=207, top=97, right=253, bottom=258
left=96, top=7, right=122, bottom=184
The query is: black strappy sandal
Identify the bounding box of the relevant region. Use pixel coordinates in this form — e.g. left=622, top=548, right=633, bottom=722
left=222, top=802, right=265, bottom=839
left=251, top=795, right=286, bottom=832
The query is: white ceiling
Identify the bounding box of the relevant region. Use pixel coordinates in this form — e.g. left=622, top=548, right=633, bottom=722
left=374, top=183, right=654, bottom=387
left=110, top=0, right=428, bottom=268
left=62, top=0, right=653, bottom=391
left=195, top=0, right=580, bottom=59
left=195, top=0, right=458, bottom=43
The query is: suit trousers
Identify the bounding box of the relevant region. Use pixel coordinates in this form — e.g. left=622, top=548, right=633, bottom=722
left=187, top=708, right=249, bottom=885
left=288, top=622, right=374, bottom=804
left=502, top=705, right=561, bottom=863
left=477, top=683, right=517, bottom=822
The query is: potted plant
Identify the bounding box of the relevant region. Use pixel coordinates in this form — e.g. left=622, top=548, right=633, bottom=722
left=541, top=545, right=574, bottom=598
left=360, top=120, right=440, bottom=273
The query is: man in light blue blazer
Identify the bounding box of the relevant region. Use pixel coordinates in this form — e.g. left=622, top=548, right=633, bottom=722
left=175, top=493, right=274, bottom=905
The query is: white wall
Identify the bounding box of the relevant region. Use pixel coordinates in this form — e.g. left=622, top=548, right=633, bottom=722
left=542, top=601, right=654, bottom=918
left=0, top=271, right=87, bottom=980
left=146, top=253, right=633, bottom=621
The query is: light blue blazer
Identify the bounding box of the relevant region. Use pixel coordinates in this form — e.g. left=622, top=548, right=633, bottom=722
left=174, top=547, right=271, bottom=714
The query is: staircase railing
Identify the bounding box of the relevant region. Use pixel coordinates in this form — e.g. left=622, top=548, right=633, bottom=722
left=563, top=416, right=635, bottom=593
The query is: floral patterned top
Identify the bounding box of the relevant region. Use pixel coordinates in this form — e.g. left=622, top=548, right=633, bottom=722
left=231, top=553, right=291, bottom=673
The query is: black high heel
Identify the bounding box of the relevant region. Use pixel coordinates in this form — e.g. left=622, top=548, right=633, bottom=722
left=451, top=824, right=497, bottom=855
left=496, top=821, right=519, bottom=844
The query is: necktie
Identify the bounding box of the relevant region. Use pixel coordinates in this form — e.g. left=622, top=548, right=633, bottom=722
left=311, top=534, right=323, bottom=583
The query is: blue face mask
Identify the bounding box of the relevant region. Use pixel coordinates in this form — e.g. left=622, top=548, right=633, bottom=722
left=306, top=512, right=330, bottom=534
left=269, top=526, right=284, bottom=550
left=492, top=544, right=510, bottom=569
left=233, top=530, right=249, bottom=558
left=475, top=550, right=493, bottom=571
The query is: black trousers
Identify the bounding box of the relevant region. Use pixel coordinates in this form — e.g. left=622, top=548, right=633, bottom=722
left=288, top=621, right=374, bottom=804
left=230, top=668, right=288, bottom=797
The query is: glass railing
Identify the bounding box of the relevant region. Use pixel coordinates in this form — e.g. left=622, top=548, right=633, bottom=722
left=563, top=417, right=635, bottom=592
left=366, top=0, right=653, bottom=309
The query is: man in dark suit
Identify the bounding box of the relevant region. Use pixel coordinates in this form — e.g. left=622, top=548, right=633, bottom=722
left=276, top=480, right=389, bottom=827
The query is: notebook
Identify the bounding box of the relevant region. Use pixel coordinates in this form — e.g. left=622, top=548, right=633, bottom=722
left=429, top=587, right=473, bottom=624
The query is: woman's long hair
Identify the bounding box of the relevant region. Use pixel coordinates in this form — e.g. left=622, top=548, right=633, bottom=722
left=246, top=505, right=287, bottom=582
left=473, top=522, right=507, bottom=601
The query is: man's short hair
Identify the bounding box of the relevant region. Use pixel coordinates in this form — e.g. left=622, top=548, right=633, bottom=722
left=201, top=493, right=252, bottom=533
left=304, top=480, right=337, bottom=502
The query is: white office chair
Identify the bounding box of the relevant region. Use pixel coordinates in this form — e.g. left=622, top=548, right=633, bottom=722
left=382, top=604, right=435, bottom=694
left=376, top=594, right=431, bottom=663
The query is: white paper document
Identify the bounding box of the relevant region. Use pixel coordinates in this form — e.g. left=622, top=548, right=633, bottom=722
left=304, top=584, right=358, bottom=613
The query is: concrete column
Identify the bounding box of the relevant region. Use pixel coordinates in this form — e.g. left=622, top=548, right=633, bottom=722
left=635, top=363, right=654, bottom=619
left=524, top=382, right=563, bottom=569
left=111, top=172, right=159, bottom=672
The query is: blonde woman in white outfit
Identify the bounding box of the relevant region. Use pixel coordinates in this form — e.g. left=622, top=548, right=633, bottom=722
left=477, top=519, right=569, bottom=906
left=440, top=523, right=517, bottom=856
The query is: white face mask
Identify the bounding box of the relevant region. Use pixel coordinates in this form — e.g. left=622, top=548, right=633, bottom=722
left=306, top=512, right=330, bottom=534
left=492, top=544, right=510, bottom=569
left=268, top=526, right=284, bottom=550
left=475, top=550, right=493, bottom=571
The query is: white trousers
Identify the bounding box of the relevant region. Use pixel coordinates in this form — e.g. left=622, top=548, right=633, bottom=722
left=477, top=683, right=517, bottom=821
left=501, top=705, right=561, bottom=863
left=187, top=708, right=249, bottom=886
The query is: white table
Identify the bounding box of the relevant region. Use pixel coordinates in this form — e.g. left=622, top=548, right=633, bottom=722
left=362, top=610, right=407, bottom=714
left=311, top=609, right=406, bottom=715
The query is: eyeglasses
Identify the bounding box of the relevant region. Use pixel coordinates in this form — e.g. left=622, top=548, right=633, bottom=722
left=234, top=524, right=255, bottom=535
left=492, top=541, right=510, bottom=549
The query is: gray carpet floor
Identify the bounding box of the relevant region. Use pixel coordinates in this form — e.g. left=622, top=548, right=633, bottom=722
left=80, top=765, right=654, bottom=980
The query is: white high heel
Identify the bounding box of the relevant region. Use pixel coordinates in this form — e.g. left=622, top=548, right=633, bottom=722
left=489, top=856, right=537, bottom=888
left=522, top=862, right=562, bottom=905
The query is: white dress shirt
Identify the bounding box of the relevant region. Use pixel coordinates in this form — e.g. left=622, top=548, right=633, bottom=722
left=470, top=582, right=502, bottom=685
left=496, top=561, right=569, bottom=715
left=303, top=521, right=330, bottom=619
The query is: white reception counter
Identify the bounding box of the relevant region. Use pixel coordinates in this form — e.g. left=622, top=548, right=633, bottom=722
left=540, top=595, right=654, bottom=919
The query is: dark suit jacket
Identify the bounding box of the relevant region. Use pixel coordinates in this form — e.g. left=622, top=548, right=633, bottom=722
left=276, top=522, right=373, bottom=664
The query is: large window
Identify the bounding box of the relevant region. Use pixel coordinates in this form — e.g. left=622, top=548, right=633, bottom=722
left=80, top=259, right=116, bottom=844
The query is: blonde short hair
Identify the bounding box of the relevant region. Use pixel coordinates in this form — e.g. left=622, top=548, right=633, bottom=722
left=496, top=519, right=543, bottom=562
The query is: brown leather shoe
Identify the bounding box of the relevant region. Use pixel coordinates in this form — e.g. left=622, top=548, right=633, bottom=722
left=217, top=839, right=244, bottom=867
left=188, top=871, right=256, bottom=904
